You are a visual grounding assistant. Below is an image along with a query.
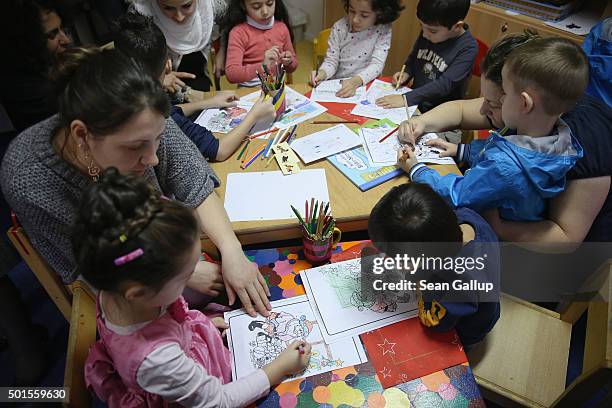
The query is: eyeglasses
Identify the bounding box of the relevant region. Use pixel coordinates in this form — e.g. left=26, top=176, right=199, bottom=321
left=45, top=25, right=71, bottom=41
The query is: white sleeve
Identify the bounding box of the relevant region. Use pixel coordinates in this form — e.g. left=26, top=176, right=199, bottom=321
left=357, top=25, right=392, bottom=85
left=137, top=343, right=270, bottom=408
left=319, top=19, right=345, bottom=80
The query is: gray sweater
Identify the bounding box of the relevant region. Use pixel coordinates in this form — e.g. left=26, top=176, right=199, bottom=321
left=1, top=115, right=220, bottom=283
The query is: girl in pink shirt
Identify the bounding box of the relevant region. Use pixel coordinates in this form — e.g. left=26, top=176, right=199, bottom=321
left=76, top=169, right=312, bottom=407
left=224, top=0, right=298, bottom=86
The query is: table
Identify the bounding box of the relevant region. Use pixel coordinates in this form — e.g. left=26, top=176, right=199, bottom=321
left=207, top=84, right=462, bottom=245
left=247, top=241, right=485, bottom=407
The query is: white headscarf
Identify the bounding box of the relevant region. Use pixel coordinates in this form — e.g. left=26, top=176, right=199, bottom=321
left=131, top=0, right=214, bottom=55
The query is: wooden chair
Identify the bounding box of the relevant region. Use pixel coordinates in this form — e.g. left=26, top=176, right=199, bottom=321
left=312, top=28, right=331, bottom=70
left=7, top=213, right=72, bottom=320
left=63, top=280, right=97, bottom=408
left=468, top=260, right=612, bottom=407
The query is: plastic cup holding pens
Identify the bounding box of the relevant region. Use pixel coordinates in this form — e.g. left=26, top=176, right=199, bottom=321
left=303, top=227, right=342, bottom=265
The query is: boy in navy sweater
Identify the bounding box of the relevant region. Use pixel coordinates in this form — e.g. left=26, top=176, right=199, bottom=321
left=114, top=13, right=274, bottom=161
left=376, top=0, right=477, bottom=114
left=368, top=183, right=500, bottom=348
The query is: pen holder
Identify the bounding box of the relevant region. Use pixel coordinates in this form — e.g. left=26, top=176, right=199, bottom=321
left=270, top=84, right=286, bottom=121
left=302, top=227, right=342, bottom=265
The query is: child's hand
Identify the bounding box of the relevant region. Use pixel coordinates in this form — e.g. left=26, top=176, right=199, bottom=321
left=206, top=91, right=239, bottom=109
left=211, top=317, right=229, bottom=337
left=399, top=118, right=426, bottom=145
left=392, top=71, right=409, bottom=87
left=336, top=77, right=361, bottom=98
left=163, top=71, right=196, bottom=93
left=277, top=341, right=312, bottom=375
left=264, top=46, right=281, bottom=68
left=310, top=70, right=326, bottom=87
left=397, top=145, right=419, bottom=173
left=280, top=51, right=293, bottom=66
left=375, top=94, right=405, bottom=109
left=248, top=94, right=276, bottom=122
left=425, top=138, right=458, bottom=157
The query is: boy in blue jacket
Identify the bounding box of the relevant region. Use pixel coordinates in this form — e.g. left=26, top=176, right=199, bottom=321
left=368, top=183, right=500, bottom=348
left=399, top=38, right=588, bottom=221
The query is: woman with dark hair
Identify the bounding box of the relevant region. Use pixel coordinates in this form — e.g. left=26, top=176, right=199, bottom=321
left=128, top=0, right=228, bottom=92
left=1, top=47, right=272, bottom=318
left=0, top=0, right=71, bottom=132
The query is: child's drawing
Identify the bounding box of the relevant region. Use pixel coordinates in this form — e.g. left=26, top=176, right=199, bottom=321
left=301, top=259, right=419, bottom=343
left=194, top=104, right=251, bottom=133
left=351, top=79, right=417, bottom=124
left=224, top=296, right=367, bottom=382
left=414, top=133, right=455, bottom=165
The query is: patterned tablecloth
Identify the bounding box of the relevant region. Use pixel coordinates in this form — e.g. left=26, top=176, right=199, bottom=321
left=244, top=242, right=485, bottom=407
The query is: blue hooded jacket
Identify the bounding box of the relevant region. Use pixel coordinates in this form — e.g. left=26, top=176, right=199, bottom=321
left=410, top=120, right=583, bottom=221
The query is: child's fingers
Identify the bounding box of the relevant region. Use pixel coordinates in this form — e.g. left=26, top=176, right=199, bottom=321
left=175, top=71, right=197, bottom=79
left=425, top=139, right=448, bottom=149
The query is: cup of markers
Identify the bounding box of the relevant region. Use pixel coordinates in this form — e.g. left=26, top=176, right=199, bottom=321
left=291, top=199, right=341, bottom=265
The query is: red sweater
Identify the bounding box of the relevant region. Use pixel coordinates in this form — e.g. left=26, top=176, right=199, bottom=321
left=225, top=21, right=298, bottom=84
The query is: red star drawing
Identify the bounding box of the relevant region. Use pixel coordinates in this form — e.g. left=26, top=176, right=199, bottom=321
left=377, top=338, right=397, bottom=356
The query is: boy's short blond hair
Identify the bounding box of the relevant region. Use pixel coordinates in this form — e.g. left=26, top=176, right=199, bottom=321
left=504, top=37, right=589, bottom=115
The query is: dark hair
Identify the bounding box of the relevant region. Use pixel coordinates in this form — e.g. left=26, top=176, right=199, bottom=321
left=51, top=47, right=170, bottom=137
left=0, top=0, right=63, bottom=74
left=113, top=12, right=168, bottom=79
left=222, top=0, right=294, bottom=42
left=416, top=0, right=470, bottom=29
left=72, top=168, right=200, bottom=293
left=342, top=0, right=405, bottom=25
left=481, top=31, right=540, bottom=86
left=505, top=37, right=589, bottom=115
left=368, top=184, right=462, bottom=256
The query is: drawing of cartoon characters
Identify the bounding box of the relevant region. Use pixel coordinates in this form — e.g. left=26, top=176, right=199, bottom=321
left=249, top=312, right=317, bottom=345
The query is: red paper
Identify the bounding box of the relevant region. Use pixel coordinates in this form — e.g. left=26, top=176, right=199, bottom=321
left=360, top=318, right=467, bottom=388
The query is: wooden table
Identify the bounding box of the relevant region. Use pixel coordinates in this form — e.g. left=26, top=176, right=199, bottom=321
left=208, top=84, right=461, bottom=245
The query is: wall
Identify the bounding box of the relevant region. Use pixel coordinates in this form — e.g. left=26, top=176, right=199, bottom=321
left=285, top=0, right=324, bottom=40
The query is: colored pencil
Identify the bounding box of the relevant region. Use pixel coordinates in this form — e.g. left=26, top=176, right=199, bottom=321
left=236, top=139, right=250, bottom=161
left=311, top=120, right=360, bottom=124
left=290, top=205, right=309, bottom=233
left=305, top=200, right=309, bottom=227
left=264, top=129, right=282, bottom=158
left=240, top=140, right=253, bottom=164
left=396, top=64, right=406, bottom=90
left=311, top=200, right=318, bottom=233
left=280, top=125, right=297, bottom=144
left=264, top=154, right=276, bottom=168
left=379, top=127, right=399, bottom=143
left=311, top=70, right=317, bottom=88
left=240, top=145, right=265, bottom=169
left=249, top=128, right=278, bottom=139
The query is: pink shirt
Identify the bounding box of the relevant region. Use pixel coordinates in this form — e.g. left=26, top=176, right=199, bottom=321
left=225, top=21, right=298, bottom=85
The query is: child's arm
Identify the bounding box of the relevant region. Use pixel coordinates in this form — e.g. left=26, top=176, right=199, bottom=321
left=170, top=106, right=220, bottom=160
left=318, top=20, right=344, bottom=82
left=216, top=96, right=275, bottom=161
left=404, top=44, right=478, bottom=108
left=280, top=24, right=299, bottom=73
left=225, top=26, right=263, bottom=84
left=178, top=91, right=240, bottom=117
left=398, top=147, right=514, bottom=213
left=137, top=343, right=271, bottom=408
left=355, top=25, right=392, bottom=85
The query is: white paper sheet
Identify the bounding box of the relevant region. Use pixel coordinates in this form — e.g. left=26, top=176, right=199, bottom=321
left=351, top=79, right=418, bottom=124
left=224, top=169, right=330, bottom=222
left=415, top=133, right=456, bottom=165
left=290, top=124, right=362, bottom=164
left=224, top=296, right=368, bottom=382
left=301, top=258, right=418, bottom=343
left=310, top=79, right=367, bottom=104
left=360, top=125, right=401, bottom=167
left=240, top=87, right=327, bottom=129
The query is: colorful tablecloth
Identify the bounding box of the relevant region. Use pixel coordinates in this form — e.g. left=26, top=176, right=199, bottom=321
left=245, top=242, right=485, bottom=407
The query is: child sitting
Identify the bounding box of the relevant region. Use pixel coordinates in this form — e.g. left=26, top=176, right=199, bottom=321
left=224, top=0, right=298, bottom=87
left=312, top=0, right=404, bottom=98
left=376, top=0, right=477, bottom=114
left=114, top=13, right=275, bottom=161
left=399, top=37, right=588, bottom=222
left=77, top=169, right=312, bottom=407
left=368, top=183, right=500, bottom=348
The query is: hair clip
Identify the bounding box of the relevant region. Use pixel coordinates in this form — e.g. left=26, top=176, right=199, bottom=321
left=114, top=248, right=144, bottom=266
left=119, top=234, right=128, bottom=243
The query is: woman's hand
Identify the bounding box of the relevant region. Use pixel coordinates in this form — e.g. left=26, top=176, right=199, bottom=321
left=187, top=261, right=225, bottom=297
left=221, top=249, right=271, bottom=317
left=398, top=118, right=426, bottom=145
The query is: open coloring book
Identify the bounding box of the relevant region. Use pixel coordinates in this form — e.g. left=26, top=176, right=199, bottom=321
left=224, top=296, right=368, bottom=382
left=301, top=258, right=418, bottom=343
left=351, top=79, right=417, bottom=124
left=310, top=79, right=367, bottom=104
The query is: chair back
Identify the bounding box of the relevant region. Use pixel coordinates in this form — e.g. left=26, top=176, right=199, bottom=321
left=313, top=29, right=331, bottom=69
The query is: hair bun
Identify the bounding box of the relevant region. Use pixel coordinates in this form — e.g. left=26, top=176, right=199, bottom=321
left=49, top=46, right=103, bottom=96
